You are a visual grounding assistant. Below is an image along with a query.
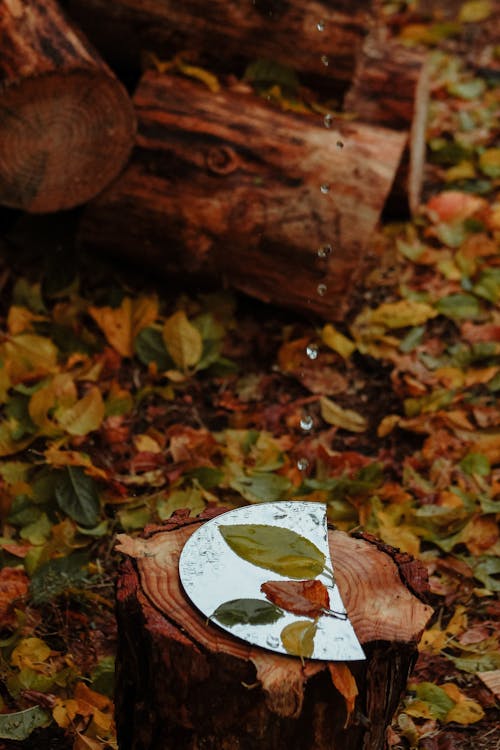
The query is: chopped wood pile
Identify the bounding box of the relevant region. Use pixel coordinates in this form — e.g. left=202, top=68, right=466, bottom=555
left=0, top=0, right=430, bottom=318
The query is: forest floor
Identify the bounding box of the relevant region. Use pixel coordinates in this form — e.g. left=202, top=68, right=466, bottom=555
left=0, top=2, right=499, bottom=749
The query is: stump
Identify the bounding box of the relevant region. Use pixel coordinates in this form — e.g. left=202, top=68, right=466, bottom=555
left=78, top=72, right=407, bottom=321
left=115, top=509, right=433, bottom=750
left=0, top=0, right=136, bottom=212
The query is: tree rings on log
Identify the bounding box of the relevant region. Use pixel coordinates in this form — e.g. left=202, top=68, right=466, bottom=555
left=0, top=0, right=136, bottom=213
left=115, top=509, right=433, bottom=750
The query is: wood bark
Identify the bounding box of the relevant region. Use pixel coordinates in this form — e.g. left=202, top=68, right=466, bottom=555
left=78, top=72, right=407, bottom=320
left=344, top=32, right=430, bottom=214
left=67, top=0, right=373, bottom=92
left=115, top=508, right=433, bottom=750
left=0, top=0, right=136, bottom=213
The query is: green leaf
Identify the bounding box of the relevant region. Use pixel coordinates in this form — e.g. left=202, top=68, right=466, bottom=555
left=447, top=651, right=500, bottom=673
left=280, top=620, right=317, bottom=659
left=470, top=557, right=500, bottom=591
left=134, top=326, right=173, bottom=370
left=399, top=325, right=425, bottom=353
left=55, top=466, right=100, bottom=527
left=230, top=472, right=291, bottom=503
left=219, top=523, right=325, bottom=578
left=211, top=598, right=284, bottom=627
left=185, top=466, right=224, bottom=489
left=90, top=656, right=115, bottom=698
left=435, top=293, right=481, bottom=320
left=0, top=706, right=50, bottom=740
left=412, top=682, right=455, bottom=721
left=460, top=453, right=491, bottom=476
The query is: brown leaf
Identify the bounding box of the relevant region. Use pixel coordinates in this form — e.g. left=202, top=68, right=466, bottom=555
left=261, top=579, right=329, bottom=618
left=0, top=567, right=29, bottom=627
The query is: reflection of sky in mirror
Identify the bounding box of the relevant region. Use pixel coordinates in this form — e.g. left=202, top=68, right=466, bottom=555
left=179, top=502, right=365, bottom=661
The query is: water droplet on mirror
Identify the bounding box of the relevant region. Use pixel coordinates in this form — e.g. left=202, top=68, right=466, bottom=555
left=324, top=113, right=333, bottom=128
left=317, top=244, right=332, bottom=259
left=266, top=635, right=280, bottom=648
left=321, top=55, right=329, bottom=67
left=320, top=183, right=330, bottom=194
left=306, top=343, right=318, bottom=360
left=300, top=415, right=314, bottom=431
left=309, top=513, right=320, bottom=525
left=317, top=283, right=327, bottom=296
left=317, top=19, right=325, bottom=31
left=297, top=457, right=309, bottom=471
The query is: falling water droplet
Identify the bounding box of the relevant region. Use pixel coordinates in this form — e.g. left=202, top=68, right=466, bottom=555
left=336, top=140, right=344, bottom=149
left=320, top=183, right=330, bottom=194
left=317, top=244, right=332, bottom=258
left=300, top=415, right=314, bottom=431
left=321, top=55, right=329, bottom=67
left=297, top=457, right=309, bottom=471
left=306, top=343, right=318, bottom=360
left=317, top=19, right=325, bottom=31
left=317, top=283, right=327, bottom=296
left=266, top=635, right=280, bottom=648
left=324, top=113, right=333, bottom=128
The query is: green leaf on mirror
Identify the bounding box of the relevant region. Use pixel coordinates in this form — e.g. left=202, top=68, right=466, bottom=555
left=218, top=523, right=325, bottom=579
left=211, top=598, right=284, bottom=627
left=280, top=619, right=317, bottom=659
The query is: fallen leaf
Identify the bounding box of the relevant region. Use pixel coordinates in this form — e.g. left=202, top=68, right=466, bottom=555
left=1, top=334, right=58, bottom=384
left=211, top=598, right=284, bottom=626
left=162, top=310, right=203, bottom=371
left=11, top=638, right=51, bottom=671
left=320, top=396, right=367, bottom=433
left=322, top=324, right=356, bottom=359
left=0, top=567, right=29, bottom=627
left=329, top=663, right=358, bottom=726
left=261, top=579, right=330, bottom=618
left=89, top=296, right=158, bottom=357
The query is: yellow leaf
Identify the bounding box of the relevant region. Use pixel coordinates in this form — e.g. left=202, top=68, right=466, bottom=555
left=320, top=396, right=367, bottom=433
left=162, top=311, right=203, bottom=371
left=322, top=324, right=356, bottom=359
left=329, top=663, right=358, bottom=726
left=11, top=637, right=51, bottom=671
left=1, top=334, right=58, bottom=383
left=177, top=60, right=220, bottom=92
left=29, top=373, right=77, bottom=435
left=44, top=445, right=108, bottom=480
left=89, top=296, right=158, bottom=357
left=441, top=683, right=485, bottom=724
left=459, top=0, right=492, bottom=22
left=133, top=434, right=162, bottom=453
left=377, top=414, right=400, bottom=437
left=52, top=698, right=79, bottom=728
left=7, top=306, right=47, bottom=335
left=56, top=387, right=105, bottom=436
left=361, top=301, right=438, bottom=331
left=0, top=422, right=34, bottom=457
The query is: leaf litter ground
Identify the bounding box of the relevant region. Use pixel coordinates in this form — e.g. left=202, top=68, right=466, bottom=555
left=1, top=4, right=500, bottom=749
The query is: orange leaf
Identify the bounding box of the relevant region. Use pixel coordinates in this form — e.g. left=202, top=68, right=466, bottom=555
left=0, top=567, right=29, bottom=627
left=261, top=579, right=329, bottom=618
left=329, top=663, right=358, bottom=726
left=89, top=296, right=158, bottom=357
left=427, top=191, right=486, bottom=223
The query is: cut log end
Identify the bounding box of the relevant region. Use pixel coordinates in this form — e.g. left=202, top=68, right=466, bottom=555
left=0, top=71, right=135, bottom=212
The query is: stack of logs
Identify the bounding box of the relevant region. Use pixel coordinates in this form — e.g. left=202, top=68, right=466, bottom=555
left=0, top=0, right=430, bottom=318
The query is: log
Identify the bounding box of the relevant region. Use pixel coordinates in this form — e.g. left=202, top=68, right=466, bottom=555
left=115, top=509, right=433, bottom=750
left=78, top=72, right=407, bottom=320
left=0, top=0, right=136, bottom=213
left=344, top=32, right=429, bottom=214
left=67, top=0, right=373, bottom=92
